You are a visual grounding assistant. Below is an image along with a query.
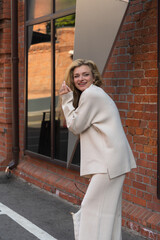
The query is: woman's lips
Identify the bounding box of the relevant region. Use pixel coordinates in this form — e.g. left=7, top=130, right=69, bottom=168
left=78, top=82, right=87, bottom=86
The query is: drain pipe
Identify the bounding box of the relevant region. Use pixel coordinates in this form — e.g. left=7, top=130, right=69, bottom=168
left=158, top=68, right=160, bottom=199
left=5, top=0, right=19, bottom=175
left=157, top=0, right=160, bottom=199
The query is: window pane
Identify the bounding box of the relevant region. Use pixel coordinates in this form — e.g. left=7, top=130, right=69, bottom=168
left=56, top=0, right=76, bottom=12
left=27, top=22, right=51, bottom=156
left=55, top=14, right=76, bottom=162
left=27, top=0, right=52, bottom=20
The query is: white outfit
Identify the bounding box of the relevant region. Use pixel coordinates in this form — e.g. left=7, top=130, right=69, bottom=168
left=62, top=84, right=136, bottom=178
left=61, top=84, right=136, bottom=240
left=79, top=173, right=125, bottom=240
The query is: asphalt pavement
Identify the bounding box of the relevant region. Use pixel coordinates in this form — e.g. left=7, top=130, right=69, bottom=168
left=0, top=172, right=147, bottom=240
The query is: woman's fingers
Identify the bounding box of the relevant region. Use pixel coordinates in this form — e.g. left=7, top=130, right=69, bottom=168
left=63, top=81, right=71, bottom=91
left=62, top=81, right=66, bottom=87
left=66, top=85, right=72, bottom=92
left=59, top=81, right=71, bottom=95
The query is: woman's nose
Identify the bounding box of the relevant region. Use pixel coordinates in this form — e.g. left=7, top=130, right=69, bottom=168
left=79, top=75, right=84, bottom=80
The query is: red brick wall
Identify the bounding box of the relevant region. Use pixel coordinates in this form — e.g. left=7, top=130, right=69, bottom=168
left=103, top=0, right=160, bottom=238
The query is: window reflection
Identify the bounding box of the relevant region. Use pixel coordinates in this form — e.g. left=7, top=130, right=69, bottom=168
left=27, top=0, right=76, bottom=21
left=27, top=0, right=52, bottom=20
left=55, top=14, right=75, bottom=162
left=27, top=22, right=51, bottom=156
left=26, top=14, right=79, bottom=165
left=56, top=0, right=76, bottom=12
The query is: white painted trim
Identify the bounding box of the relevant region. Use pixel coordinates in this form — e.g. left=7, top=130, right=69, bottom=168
left=0, top=202, right=57, bottom=240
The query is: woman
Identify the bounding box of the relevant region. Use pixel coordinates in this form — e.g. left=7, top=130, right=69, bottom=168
left=59, top=59, right=136, bottom=240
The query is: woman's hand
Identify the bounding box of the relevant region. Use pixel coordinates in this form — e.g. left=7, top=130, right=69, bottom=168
left=59, top=81, right=71, bottom=95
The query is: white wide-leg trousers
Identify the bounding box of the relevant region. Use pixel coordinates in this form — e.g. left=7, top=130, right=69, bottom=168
left=77, top=173, right=125, bottom=240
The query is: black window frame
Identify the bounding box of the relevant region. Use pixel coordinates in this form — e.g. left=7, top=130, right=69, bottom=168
left=24, top=1, right=79, bottom=171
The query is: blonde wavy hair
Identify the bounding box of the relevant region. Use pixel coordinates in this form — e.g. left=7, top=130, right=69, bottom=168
left=65, top=59, right=103, bottom=108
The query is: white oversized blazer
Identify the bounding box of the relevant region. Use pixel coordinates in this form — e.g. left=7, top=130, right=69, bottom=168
left=62, top=84, right=136, bottom=178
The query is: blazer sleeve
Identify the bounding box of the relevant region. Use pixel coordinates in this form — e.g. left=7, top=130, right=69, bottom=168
left=61, top=90, right=98, bottom=135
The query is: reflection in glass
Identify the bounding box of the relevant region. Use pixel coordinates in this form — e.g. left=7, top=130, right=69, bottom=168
left=27, top=0, right=52, bottom=20
left=27, top=22, right=51, bottom=156
left=56, top=0, right=76, bottom=12
left=55, top=14, right=79, bottom=165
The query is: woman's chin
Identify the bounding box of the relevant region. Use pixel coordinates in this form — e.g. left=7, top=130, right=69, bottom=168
left=77, top=85, right=88, bottom=92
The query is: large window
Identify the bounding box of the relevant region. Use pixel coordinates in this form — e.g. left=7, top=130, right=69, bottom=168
left=25, top=0, right=80, bottom=167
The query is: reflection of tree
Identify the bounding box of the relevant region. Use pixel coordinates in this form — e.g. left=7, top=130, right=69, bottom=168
left=56, top=15, right=75, bottom=28
left=46, top=14, right=75, bottom=34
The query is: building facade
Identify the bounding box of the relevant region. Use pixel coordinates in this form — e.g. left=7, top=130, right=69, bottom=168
left=0, top=0, right=160, bottom=239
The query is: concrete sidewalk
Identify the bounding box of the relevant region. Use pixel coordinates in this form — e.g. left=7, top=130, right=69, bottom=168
left=0, top=172, right=146, bottom=240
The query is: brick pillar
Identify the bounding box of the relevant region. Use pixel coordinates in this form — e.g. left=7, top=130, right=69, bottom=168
left=0, top=0, right=12, bottom=169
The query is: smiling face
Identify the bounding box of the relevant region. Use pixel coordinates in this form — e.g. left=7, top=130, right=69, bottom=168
left=73, top=65, right=94, bottom=92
